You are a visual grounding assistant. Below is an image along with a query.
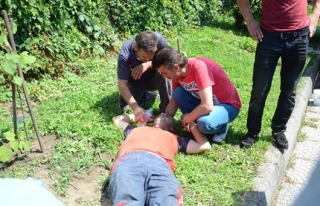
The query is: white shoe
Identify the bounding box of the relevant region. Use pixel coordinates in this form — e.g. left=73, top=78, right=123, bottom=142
left=212, top=123, right=230, bottom=143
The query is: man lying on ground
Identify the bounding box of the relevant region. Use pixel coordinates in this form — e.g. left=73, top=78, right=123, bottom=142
left=108, top=112, right=211, bottom=205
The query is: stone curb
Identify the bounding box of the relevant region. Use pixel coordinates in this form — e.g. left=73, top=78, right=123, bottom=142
left=241, top=45, right=320, bottom=206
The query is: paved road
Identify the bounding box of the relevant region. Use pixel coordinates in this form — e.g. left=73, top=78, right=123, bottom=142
left=274, top=105, right=320, bottom=205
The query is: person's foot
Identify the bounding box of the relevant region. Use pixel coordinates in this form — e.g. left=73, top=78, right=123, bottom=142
left=212, top=123, right=230, bottom=143
left=273, top=132, right=288, bottom=149
left=241, top=133, right=258, bottom=148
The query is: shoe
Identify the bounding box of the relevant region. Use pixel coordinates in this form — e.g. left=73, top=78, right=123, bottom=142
left=212, top=123, right=230, bottom=143
left=273, top=132, right=288, bottom=149
left=241, top=133, right=258, bottom=149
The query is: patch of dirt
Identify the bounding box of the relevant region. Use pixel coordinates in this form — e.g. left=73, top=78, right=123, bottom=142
left=3, top=134, right=112, bottom=206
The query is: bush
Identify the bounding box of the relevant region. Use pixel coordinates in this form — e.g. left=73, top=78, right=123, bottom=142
left=1, top=0, right=261, bottom=79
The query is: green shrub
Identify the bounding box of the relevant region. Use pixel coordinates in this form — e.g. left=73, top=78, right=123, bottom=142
left=1, top=0, right=258, bottom=79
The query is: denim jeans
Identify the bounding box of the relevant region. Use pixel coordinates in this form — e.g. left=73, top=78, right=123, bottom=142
left=247, top=31, right=309, bottom=135
left=109, top=151, right=183, bottom=206
left=173, top=86, right=240, bottom=135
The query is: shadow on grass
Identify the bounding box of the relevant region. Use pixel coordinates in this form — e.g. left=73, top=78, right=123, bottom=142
left=100, top=178, right=112, bottom=206
left=205, top=19, right=249, bottom=38
left=93, top=92, right=122, bottom=123
left=94, top=91, right=158, bottom=123
left=232, top=190, right=267, bottom=206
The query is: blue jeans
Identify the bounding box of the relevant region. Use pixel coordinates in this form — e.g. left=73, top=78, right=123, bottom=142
left=247, top=31, right=309, bottom=135
left=173, top=86, right=240, bottom=135
left=109, top=151, right=183, bottom=206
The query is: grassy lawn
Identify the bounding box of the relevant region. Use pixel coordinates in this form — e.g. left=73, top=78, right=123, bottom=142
left=0, top=19, right=316, bottom=205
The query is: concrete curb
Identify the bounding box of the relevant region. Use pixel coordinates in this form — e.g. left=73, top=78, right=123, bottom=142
left=241, top=45, right=320, bottom=206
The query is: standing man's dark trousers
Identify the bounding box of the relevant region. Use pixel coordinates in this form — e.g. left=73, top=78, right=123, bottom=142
left=247, top=29, right=309, bottom=135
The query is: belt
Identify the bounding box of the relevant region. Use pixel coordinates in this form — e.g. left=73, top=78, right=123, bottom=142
left=262, top=27, right=309, bottom=39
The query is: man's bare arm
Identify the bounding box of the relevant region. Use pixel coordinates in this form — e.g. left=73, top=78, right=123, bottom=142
left=236, top=0, right=263, bottom=41
left=165, top=98, right=178, bottom=117
left=309, top=0, right=320, bottom=37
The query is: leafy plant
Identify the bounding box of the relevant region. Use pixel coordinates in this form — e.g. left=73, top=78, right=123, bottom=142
left=0, top=19, right=36, bottom=86
left=0, top=131, right=31, bottom=163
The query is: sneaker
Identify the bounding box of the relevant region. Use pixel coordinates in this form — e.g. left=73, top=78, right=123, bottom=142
left=241, top=133, right=258, bottom=149
left=273, top=132, right=288, bottom=149
left=212, top=123, right=230, bottom=143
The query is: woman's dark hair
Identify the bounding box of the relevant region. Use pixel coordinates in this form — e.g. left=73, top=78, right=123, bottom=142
left=152, top=46, right=187, bottom=70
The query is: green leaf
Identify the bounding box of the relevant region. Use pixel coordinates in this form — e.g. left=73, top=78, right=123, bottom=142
left=21, top=141, right=31, bottom=152
left=12, top=22, right=18, bottom=34
left=93, top=25, right=100, bottom=31
left=4, top=131, right=15, bottom=141
left=5, top=52, right=20, bottom=62
left=0, top=35, right=7, bottom=46
left=0, top=146, right=13, bottom=163
left=87, top=26, right=93, bottom=33
left=79, top=14, right=85, bottom=21
left=0, top=74, right=5, bottom=84
left=12, top=76, right=23, bottom=86
left=10, top=140, right=19, bottom=152
left=1, top=58, right=17, bottom=75
left=93, top=32, right=100, bottom=39
left=19, top=51, right=36, bottom=68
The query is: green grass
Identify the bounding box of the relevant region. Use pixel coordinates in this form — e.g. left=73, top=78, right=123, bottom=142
left=0, top=20, right=317, bottom=205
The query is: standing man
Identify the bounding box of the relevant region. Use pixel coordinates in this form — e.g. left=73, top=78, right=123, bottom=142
left=117, top=31, right=172, bottom=124
left=236, top=0, right=320, bottom=149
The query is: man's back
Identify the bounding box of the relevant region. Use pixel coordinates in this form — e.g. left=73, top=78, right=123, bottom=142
left=116, top=126, right=178, bottom=170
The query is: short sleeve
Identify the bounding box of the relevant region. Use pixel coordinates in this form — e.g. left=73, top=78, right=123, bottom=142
left=177, top=136, right=190, bottom=154
left=123, top=125, right=135, bottom=140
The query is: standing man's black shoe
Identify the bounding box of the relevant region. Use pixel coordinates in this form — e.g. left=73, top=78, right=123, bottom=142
left=273, top=132, right=288, bottom=149
left=241, top=133, right=258, bottom=149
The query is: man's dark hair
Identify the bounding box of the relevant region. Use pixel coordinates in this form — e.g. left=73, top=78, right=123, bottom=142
left=135, top=31, right=158, bottom=53
left=152, top=46, right=187, bottom=70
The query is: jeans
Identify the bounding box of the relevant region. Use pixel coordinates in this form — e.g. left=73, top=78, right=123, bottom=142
left=118, top=72, right=172, bottom=113
left=247, top=31, right=309, bottom=135
left=109, top=151, right=183, bottom=206
left=173, top=86, right=240, bottom=135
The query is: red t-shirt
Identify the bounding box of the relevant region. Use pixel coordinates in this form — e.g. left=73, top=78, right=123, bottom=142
left=172, top=57, right=241, bottom=109
left=261, top=0, right=310, bottom=31
left=116, top=126, right=179, bottom=171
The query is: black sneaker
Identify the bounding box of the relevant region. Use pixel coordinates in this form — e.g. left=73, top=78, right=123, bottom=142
left=241, top=133, right=258, bottom=149
left=273, top=132, right=288, bottom=149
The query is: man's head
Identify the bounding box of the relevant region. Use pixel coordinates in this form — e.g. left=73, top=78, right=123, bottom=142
left=152, top=46, right=188, bottom=81
left=133, top=31, right=158, bottom=62
left=153, top=113, right=174, bottom=132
